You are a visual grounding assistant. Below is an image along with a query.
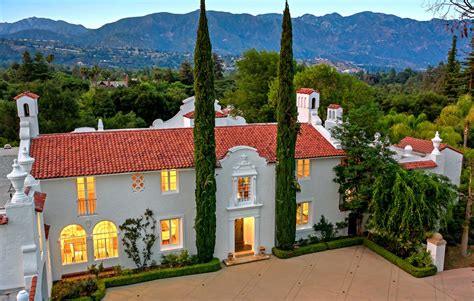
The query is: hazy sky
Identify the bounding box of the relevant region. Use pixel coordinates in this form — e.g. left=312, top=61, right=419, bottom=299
left=1, top=0, right=434, bottom=29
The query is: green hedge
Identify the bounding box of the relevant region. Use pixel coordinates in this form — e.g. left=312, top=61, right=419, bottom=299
left=272, top=237, right=436, bottom=278
left=362, top=239, right=437, bottom=278
left=67, top=259, right=221, bottom=300
left=272, top=237, right=362, bottom=259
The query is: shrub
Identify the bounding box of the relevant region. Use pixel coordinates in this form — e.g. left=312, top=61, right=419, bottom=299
left=88, top=262, right=104, bottom=280
left=52, top=279, right=98, bottom=301
left=326, top=237, right=364, bottom=249
left=312, top=216, right=348, bottom=242
left=406, top=250, right=434, bottom=268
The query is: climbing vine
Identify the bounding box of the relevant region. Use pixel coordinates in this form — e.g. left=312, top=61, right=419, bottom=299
left=119, top=209, right=157, bottom=269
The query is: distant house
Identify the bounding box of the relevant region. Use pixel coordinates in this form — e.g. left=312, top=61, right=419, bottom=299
left=97, top=74, right=129, bottom=88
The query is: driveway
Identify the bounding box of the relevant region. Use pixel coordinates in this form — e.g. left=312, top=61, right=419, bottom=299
left=104, top=246, right=473, bottom=300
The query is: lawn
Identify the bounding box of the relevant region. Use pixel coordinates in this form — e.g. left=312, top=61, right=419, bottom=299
left=444, top=245, right=474, bottom=270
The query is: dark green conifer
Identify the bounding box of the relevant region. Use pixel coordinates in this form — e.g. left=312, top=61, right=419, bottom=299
left=193, top=0, right=217, bottom=263
left=444, top=35, right=461, bottom=100
left=275, top=1, right=298, bottom=250
left=464, top=34, right=474, bottom=95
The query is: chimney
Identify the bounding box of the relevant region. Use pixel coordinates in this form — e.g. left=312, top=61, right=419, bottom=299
left=325, top=104, right=343, bottom=131
left=296, top=88, right=320, bottom=125
left=14, top=92, right=40, bottom=138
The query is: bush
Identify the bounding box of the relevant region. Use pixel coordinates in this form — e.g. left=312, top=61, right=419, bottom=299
left=363, top=239, right=437, bottom=278
left=160, top=250, right=195, bottom=268
left=52, top=279, right=98, bottom=301
left=406, top=250, right=434, bottom=268
left=326, top=237, right=363, bottom=249
left=273, top=237, right=363, bottom=259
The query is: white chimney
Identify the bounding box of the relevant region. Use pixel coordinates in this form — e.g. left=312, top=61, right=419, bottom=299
left=325, top=104, right=343, bottom=131
left=14, top=92, right=40, bottom=138
left=296, top=88, right=320, bottom=125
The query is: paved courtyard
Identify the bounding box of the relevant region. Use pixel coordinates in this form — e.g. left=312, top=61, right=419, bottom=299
left=104, top=246, right=473, bottom=300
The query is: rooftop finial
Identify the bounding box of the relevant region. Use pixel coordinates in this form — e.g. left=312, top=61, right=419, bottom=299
left=431, top=131, right=442, bottom=155
left=7, top=159, right=29, bottom=203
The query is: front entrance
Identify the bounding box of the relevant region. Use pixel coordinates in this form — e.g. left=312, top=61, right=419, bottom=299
left=234, top=217, right=254, bottom=253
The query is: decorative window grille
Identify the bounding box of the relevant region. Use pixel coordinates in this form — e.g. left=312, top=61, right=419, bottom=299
left=131, top=173, right=145, bottom=192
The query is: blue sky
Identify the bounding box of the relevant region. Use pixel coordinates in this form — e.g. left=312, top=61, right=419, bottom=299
left=1, top=0, right=432, bottom=28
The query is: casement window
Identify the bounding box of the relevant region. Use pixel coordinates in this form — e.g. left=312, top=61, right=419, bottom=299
left=297, top=159, right=310, bottom=178
left=296, top=202, right=310, bottom=226
left=77, top=177, right=96, bottom=216
left=160, top=218, right=181, bottom=250
left=93, top=221, right=119, bottom=260
left=161, top=170, right=178, bottom=193
left=237, top=176, right=252, bottom=202
left=131, top=173, right=145, bottom=192
left=60, top=224, right=87, bottom=265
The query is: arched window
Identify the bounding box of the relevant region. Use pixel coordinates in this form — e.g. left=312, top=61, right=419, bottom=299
left=60, top=224, right=87, bottom=265
left=23, top=103, right=30, bottom=117
left=93, top=221, right=118, bottom=260
left=311, top=98, right=316, bottom=109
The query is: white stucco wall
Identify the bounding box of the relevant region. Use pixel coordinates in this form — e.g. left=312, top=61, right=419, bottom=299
left=296, top=157, right=348, bottom=240
left=441, top=148, right=463, bottom=187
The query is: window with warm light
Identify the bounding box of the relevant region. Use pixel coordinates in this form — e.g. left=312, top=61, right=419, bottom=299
left=37, top=213, right=43, bottom=253
left=93, top=221, right=119, bottom=260
left=60, top=224, right=87, bottom=265
left=297, top=159, right=310, bottom=178
left=296, top=202, right=310, bottom=226
left=237, top=177, right=252, bottom=202
left=161, top=170, right=177, bottom=192
left=161, top=218, right=181, bottom=249
left=77, top=177, right=96, bottom=216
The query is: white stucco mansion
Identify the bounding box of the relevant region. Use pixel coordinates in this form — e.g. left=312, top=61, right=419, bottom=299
left=0, top=89, right=463, bottom=300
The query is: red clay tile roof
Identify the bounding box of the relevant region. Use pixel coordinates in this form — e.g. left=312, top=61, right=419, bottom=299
left=30, top=123, right=344, bottom=179
left=395, top=137, right=463, bottom=155
left=297, top=88, right=317, bottom=95
left=328, top=104, right=341, bottom=109
left=44, top=224, right=50, bottom=240
left=183, top=111, right=228, bottom=119
left=29, top=276, right=37, bottom=301
left=14, top=91, right=40, bottom=100
left=0, top=214, right=8, bottom=225
left=400, top=160, right=438, bottom=170
left=34, top=191, right=47, bottom=212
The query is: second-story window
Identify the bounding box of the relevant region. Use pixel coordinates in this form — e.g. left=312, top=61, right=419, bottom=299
left=161, top=169, right=178, bottom=193
left=237, top=176, right=252, bottom=202
left=297, top=159, right=310, bottom=178
left=77, top=176, right=96, bottom=216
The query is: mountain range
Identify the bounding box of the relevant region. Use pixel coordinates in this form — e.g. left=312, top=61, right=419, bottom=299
left=0, top=11, right=468, bottom=70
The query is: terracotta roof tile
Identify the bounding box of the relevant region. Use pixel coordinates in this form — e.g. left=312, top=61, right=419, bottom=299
left=0, top=214, right=8, bottom=225
left=44, top=224, right=50, bottom=240
left=29, top=276, right=37, bottom=301
left=34, top=191, right=47, bottom=212
left=183, top=111, right=228, bottom=119
left=14, top=91, right=40, bottom=100
left=396, top=137, right=463, bottom=155
left=400, top=160, right=438, bottom=170
left=328, top=104, right=341, bottom=109
left=30, top=123, right=344, bottom=179
left=297, top=88, right=317, bottom=95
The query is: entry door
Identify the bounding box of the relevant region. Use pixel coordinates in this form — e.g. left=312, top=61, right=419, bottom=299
left=234, top=218, right=244, bottom=251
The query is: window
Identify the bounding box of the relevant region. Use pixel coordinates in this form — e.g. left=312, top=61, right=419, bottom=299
left=60, top=224, right=87, bottom=265
left=93, top=221, right=118, bottom=260
left=37, top=213, right=43, bottom=253
left=23, top=103, right=30, bottom=117
left=161, top=218, right=181, bottom=248
left=311, top=98, right=316, bottom=109
left=237, top=177, right=251, bottom=202
left=297, top=159, right=310, bottom=178
left=161, top=170, right=177, bottom=192
left=77, top=177, right=96, bottom=216
left=296, top=202, right=310, bottom=226
left=131, top=173, right=145, bottom=192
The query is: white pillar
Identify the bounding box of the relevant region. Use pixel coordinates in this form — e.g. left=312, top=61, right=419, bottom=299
left=426, top=233, right=446, bottom=272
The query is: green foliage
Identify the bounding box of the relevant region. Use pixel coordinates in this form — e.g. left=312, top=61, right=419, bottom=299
left=52, top=279, right=98, bottom=301
left=272, top=237, right=363, bottom=259
left=444, top=35, right=461, bottom=101
left=406, top=250, right=434, bottom=268
left=103, top=111, right=146, bottom=129
left=311, top=215, right=348, bottom=242
left=118, top=209, right=157, bottom=269
left=160, top=250, right=196, bottom=268
left=363, top=239, right=437, bottom=278
left=369, top=169, right=456, bottom=257
left=275, top=1, right=298, bottom=250
left=87, top=262, right=104, bottom=280
left=193, top=0, right=217, bottom=263
left=222, top=49, right=279, bottom=122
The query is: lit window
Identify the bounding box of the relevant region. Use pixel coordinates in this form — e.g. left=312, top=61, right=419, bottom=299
left=237, top=177, right=251, bottom=202
left=37, top=213, right=43, bottom=253
left=161, top=170, right=177, bottom=192
left=131, top=173, right=145, bottom=193
left=93, top=221, right=118, bottom=260
left=161, top=218, right=181, bottom=248
left=60, top=224, right=87, bottom=265
left=296, top=202, right=310, bottom=226
left=77, top=177, right=96, bottom=216
left=297, top=159, right=310, bottom=178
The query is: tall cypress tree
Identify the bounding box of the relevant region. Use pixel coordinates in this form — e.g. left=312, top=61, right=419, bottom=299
left=445, top=35, right=460, bottom=100
left=193, top=0, right=217, bottom=263
left=464, top=34, right=474, bottom=95
left=275, top=1, right=298, bottom=250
